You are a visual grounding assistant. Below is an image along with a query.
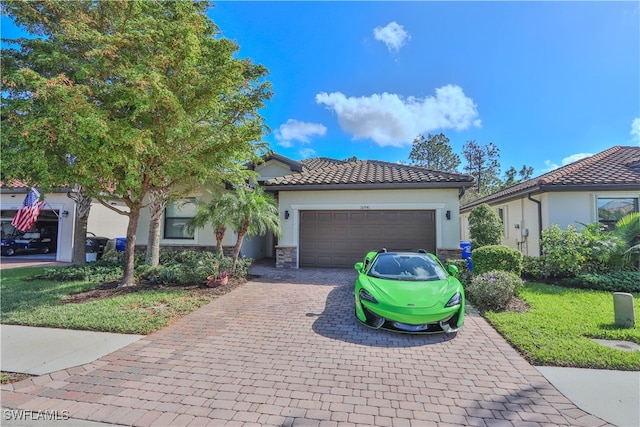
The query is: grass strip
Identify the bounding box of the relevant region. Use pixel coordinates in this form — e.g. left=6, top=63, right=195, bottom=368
left=486, top=283, right=640, bottom=370
left=1, top=266, right=213, bottom=335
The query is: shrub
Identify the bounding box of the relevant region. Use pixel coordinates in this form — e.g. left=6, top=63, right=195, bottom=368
left=472, top=245, right=522, bottom=275
left=522, top=255, right=546, bottom=280
left=446, top=258, right=472, bottom=290
left=563, top=271, right=640, bottom=293
left=580, top=222, right=626, bottom=273
left=39, top=263, right=123, bottom=283
left=541, top=224, right=588, bottom=277
left=467, top=270, right=523, bottom=313
left=468, top=203, right=503, bottom=248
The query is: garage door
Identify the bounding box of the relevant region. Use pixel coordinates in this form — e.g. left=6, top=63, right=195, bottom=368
left=299, top=210, right=436, bottom=268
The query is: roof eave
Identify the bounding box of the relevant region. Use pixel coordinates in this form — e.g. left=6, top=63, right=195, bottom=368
left=461, top=182, right=639, bottom=212
left=264, top=181, right=474, bottom=191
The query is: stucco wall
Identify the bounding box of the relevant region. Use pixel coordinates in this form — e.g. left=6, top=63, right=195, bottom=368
left=277, top=188, right=463, bottom=252
left=87, top=201, right=129, bottom=239
left=134, top=188, right=236, bottom=248
left=461, top=190, right=640, bottom=257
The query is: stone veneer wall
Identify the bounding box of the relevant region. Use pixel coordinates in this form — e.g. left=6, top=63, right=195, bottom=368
left=276, top=246, right=297, bottom=268
left=437, top=248, right=462, bottom=262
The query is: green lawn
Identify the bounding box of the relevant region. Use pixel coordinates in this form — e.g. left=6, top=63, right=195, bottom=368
left=1, top=266, right=214, bottom=334
left=486, top=282, right=640, bottom=371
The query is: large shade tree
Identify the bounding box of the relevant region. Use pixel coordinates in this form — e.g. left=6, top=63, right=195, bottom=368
left=1, top=1, right=271, bottom=285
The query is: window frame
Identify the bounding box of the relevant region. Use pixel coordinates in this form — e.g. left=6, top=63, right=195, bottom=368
left=163, top=198, right=197, bottom=240
left=596, top=196, right=639, bottom=231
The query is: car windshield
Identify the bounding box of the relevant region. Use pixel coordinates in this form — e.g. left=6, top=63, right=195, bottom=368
left=367, top=253, right=448, bottom=281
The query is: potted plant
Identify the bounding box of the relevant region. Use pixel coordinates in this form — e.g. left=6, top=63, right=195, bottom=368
left=206, top=270, right=230, bottom=287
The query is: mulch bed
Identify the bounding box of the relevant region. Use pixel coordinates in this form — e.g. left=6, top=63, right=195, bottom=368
left=1, top=372, right=32, bottom=384
left=62, top=276, right=250, bottom=304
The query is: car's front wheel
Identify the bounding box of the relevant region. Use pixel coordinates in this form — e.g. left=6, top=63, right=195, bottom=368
left=4, top=248, right=15, bottom=256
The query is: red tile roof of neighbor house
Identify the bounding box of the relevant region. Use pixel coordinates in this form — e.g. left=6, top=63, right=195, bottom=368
left=264, top=158, right=474, bottom=190
left=461, top=145, right=640, bottom=211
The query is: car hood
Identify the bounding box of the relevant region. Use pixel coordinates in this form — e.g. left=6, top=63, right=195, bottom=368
left=362, top=275, right=457, bottom=309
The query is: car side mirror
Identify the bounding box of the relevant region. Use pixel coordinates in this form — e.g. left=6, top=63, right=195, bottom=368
left=354, top=262, right=364, bottom=272
left=448, top=265, right=459, bottom=276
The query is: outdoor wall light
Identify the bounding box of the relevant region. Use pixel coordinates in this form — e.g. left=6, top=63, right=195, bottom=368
left=445, top=210, right=451, bottom=220
left=62, top=211, right=69, bottom=218
left=285, top=210, right=290, bottom=219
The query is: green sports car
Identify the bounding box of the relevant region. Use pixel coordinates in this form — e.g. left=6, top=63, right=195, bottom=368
left=354, top=249, right=465, bottom=334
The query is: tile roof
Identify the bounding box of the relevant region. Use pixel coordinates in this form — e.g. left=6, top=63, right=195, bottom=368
left=301, top=157, right=347, bottom=171
left=264, top=159, right=474, bottom=190
left=461, top=146, right=640, bottom=211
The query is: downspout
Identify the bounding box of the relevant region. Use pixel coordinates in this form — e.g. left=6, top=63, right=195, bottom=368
left=527, top=193, right=543, bottom=256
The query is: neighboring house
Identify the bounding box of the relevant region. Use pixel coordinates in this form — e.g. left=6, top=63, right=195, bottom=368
left=134, top=153, right=475, bottom=268
left=460, top=146, right=640, bottom=256
left=0, top=182, right=129, bottom=262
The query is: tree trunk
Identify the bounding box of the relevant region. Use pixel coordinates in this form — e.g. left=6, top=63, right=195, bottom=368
left=120, top=207, right=140, bottom=287
left=215, top=225, right=225, bottom=258
left=146, top=190, right=166, bottom=266
left=232, top=220, right=249, bottom=268
left=68, top=189, right=92, bottom=265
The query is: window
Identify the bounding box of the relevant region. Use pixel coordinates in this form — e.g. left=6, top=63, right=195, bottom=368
left=497, top=207, right=508, bottom=237
left=164, top=199, right=196, bottom=239
left=597, top=197, right=638, bottom=231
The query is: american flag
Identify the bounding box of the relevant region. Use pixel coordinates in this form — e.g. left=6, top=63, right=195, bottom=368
left=11, top=188, right=45, bottom=232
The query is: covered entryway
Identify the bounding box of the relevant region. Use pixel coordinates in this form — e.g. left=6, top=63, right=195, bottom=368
left=299, top=210, right=436, bottom=268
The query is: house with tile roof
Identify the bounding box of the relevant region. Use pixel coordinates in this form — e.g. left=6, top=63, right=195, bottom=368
left=459, top=146, right=640, bottom=257
left=134, top=153, right=475, bottom=268
left=0, top=181, right=129, bottom=262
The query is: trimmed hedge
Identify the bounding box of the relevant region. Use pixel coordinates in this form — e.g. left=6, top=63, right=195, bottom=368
left=472, top=245, right=523, bottom=275
left=563, top=271, right=640, bottom=293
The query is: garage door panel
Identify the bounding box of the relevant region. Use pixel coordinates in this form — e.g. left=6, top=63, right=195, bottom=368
left=299, top=210, right=436, bottom=268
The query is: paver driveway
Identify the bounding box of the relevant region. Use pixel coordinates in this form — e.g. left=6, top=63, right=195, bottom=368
left=1, top=264, right=608, bottom=426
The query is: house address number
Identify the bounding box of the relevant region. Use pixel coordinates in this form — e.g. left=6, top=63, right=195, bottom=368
left=360, top=205, right=370, bottom=209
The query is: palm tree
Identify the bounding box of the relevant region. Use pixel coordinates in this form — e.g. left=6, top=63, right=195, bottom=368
left=615, top=212, right=640, bottom=271
left=229, top=186, right=281, bottom=267
left=185, top=189, right=238, bottom=257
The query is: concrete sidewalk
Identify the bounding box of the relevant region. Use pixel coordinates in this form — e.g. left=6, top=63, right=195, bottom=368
left=1, top=325, right=143, bottom=375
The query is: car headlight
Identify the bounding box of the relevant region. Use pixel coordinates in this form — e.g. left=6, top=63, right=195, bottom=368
left=445, top=291, right=462, bottom=307
left=359, top=288, right=378, bottom=304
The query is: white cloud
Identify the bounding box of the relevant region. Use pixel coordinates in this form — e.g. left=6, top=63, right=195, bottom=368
left=299, top=148, right=316, bottom=159
left=562, top=152, right=592, bottom=165
left=373, top=22, right=410, bottom=53
left=274, top=119, right=327, bottom=148
left=315, top=85, right=481, bottom=147
left=543, top=152, right=593, bottom=172
left=631, top=117, right=640, bottom=145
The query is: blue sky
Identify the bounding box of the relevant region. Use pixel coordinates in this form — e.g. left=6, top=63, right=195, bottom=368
left=2, top=2, right=639, bottom=178
left=210, top=1, right=640, bottom=176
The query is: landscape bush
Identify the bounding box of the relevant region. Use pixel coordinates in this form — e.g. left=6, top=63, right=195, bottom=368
left=39, top=250, right=253, bottom=286
left=39, top=264, right=123, bottom=283
left=446, top=259, right=472, bottom=289
left=472, top=245, right=523, bottom=276
left=468, top=203, right=503, bottom=248
left=522, top=255, right=546, bottom=280
left=540, top=224, right=588, bottom=277
left=563, top=271, right=640, bottom=293
left=466, top=270, right=523, bottom=313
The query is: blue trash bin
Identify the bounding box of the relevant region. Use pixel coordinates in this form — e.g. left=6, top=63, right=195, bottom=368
left=115, top=237, right=126, bottom=252
left=460, top=241, right=472, bottom=271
